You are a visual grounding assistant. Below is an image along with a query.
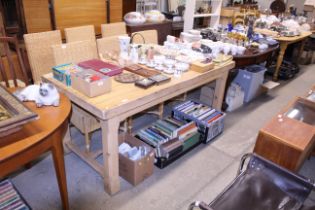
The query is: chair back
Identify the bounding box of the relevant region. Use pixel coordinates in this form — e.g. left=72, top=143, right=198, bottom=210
left=52, top=40, right=98, bottom=65
left=233, top=12, right=245, bottom=26
left=24, top=30, right=62, bottom=83
left=96, top=34, right=128, bottom=61
left=101, top=22, right=127, bottom=38
left=0, top=11, right=6, bottom=56
left=131, top=30, right=158, bottom=45
left=0, top=36, right=29, bottom=87
left=65, top=25, right=96, bottom=43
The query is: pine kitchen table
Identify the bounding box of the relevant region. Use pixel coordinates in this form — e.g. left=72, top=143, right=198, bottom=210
left=42, top=61, right=235, bottom=195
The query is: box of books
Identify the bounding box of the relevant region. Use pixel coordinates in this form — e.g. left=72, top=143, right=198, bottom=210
left=52, top=63, right=83, bottom=86
left=172, top=100, right=226, bottom=144
left=118, top=133, right=155, bottom=186
left=134, top=116, right=200, bottom=168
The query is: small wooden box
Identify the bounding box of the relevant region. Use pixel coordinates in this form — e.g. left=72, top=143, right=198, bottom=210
left=190, top=59, right=214, bottom=73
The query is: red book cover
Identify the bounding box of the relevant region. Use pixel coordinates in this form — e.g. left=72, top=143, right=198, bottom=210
left=78, top=59, right=122, bottom=76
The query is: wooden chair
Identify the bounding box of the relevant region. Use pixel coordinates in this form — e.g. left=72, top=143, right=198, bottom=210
left=24, top=30, right=62, bottom=83
left=233, top=12, right=245, bottom=26
left=131, top=30, right=158, bottom=45
left=96, top=34, right=128, bottom=61
left=52, top=39, right=99, bottom=152
left=101, top=22, right=127, bottom=38
left=0, top=36, right=29, bottom=88
left=64, top=25, right=96, bottom=43
left=52, top=40, right=98, bottom=65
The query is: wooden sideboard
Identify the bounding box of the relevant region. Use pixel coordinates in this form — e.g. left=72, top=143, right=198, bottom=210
left=254, top=97, right=315, bottom=171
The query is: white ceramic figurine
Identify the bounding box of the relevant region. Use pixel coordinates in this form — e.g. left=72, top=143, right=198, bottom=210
left=15, top=83, right=60, bottom=107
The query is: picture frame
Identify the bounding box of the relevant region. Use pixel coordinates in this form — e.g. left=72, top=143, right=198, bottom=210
left=0, top=85, right=38, bottom=137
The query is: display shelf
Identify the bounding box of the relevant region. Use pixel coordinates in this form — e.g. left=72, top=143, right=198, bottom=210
left=194, top=13, right=219, bottom=18
left=184, top=0, right=223, bottom=31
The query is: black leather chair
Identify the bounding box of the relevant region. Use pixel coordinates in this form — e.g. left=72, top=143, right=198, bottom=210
left=189, top=153, right=315, bottom=210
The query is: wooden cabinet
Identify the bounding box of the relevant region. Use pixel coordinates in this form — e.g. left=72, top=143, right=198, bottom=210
left=254, top=97, right=315, bottom=171
left=0, top=0, right=123, bottom=36
left=23, top=0, right=51, bottom=33
left=52, top=0, right=122, bottom=36
left=0, top=0, right=26, bottom=37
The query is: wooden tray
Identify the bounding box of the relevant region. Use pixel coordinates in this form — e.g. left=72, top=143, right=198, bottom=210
left=0, top=85, right=38, bottom=137
left=124, top=64, right=160, bottom=78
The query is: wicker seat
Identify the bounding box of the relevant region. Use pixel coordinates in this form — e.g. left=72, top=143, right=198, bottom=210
left=101, top=22, right=127, bottom=38
left=0, top=36, right=29, bottom=88
left=64, top=25, right=96, bottom=43
left=52, top=39, right=100, bottom=152
left=52, top=40, right=98, bottom=65
left=24, top=30, right=62, bottom=83
left=131, top=29, right=158, bottom=45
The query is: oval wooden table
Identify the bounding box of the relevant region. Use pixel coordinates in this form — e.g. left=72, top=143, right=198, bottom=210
left=0, top=94, right=71, bottom=210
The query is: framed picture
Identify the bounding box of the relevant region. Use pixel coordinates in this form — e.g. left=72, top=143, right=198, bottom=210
left=0, top=85, right=38, bottom=137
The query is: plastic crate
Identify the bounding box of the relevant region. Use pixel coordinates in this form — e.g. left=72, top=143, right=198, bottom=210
left=233, top=65, right=266, bottom=103
left=172, top=100, right=226, bottom=144
left=134, top=116, right=201, bottom=169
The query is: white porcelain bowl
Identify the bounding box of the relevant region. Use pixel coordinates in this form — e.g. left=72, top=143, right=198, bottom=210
left=124, top=12, right=146, bottom=25
left=145, top=10, right=165, bottom=23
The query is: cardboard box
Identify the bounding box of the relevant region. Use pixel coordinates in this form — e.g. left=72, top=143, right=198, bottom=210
left=71, top=69, right=111, bottom=97
left=52, top=63, right=83, bottom=86
left=118, top=134, right=155, bottom=186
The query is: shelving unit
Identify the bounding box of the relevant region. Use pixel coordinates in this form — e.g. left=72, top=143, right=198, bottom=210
left=184, top=0, right=223, bottom=31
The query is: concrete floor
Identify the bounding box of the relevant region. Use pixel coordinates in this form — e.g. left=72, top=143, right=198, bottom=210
left=11, top=64, right=315, bottom=210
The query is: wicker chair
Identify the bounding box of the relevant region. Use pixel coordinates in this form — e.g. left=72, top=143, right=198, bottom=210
left=131, top=30, right=158, bottom=45
left=52, top=39, right=100, bottom=152
left=96, top=34, right=128, bottom=61
left=24, top=30, right=62, bottom=83
left=64, top=25, right=96, bottom=43
left=0, top=36, right=29, bottom=88
left=52, top=40, right=98, bottom=65
left=101, top=22, right=127, bottom=38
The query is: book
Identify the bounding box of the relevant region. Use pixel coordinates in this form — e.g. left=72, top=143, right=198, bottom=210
left=78, top=59, right=123, bottom=77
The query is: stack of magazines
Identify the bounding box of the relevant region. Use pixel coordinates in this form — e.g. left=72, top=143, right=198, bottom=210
left=173, top=100, right=226, bottom=143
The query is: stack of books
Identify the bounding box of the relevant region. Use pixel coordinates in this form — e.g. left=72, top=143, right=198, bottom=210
left=135, top=116, right=200, bottom=168
left=173, top=100, right=226, bottom=143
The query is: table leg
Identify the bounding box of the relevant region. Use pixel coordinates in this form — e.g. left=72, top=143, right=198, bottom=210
left=213, top=72, right=228, bottom=111
left=296, top=39, right=306, bottom=64
left=100, top=118, right=120, bottom=195
left=51, top=122, right=69, bottom=210
left=273, top=42, right=288, bottom=81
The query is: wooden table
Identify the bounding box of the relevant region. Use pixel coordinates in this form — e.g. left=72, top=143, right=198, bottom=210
left=233, top=45, right=279, bottom=68
left=43, top=61, right=235, bottom=195
left=272, top=31, right=312, bottom=81
left=0, top=94, right=71, bottom=210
